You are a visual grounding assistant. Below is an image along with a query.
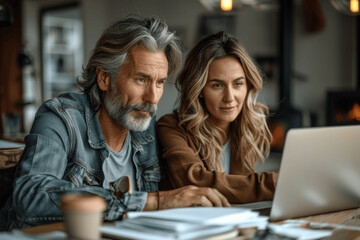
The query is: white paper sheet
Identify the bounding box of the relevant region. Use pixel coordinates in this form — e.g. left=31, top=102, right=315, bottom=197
left=127, top=207, right=258, bottom=225
left=268, top=223, right=333, bottom=240
left=0, top=139, right=25, bottom=149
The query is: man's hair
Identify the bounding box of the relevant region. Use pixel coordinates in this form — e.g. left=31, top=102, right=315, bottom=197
left=176, top=31, right=271, bottom=171
left=77, top=15, right=182, bottom=109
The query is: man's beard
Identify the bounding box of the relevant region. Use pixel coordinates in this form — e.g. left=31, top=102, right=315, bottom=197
left=104, top=85, right=157, bottom=132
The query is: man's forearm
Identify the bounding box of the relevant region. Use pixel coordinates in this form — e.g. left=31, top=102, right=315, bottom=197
left=12, top=174, right=147, bottom=225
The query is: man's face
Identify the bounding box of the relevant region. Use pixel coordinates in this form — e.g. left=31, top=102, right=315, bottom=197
left=104, top=46, right=168, bottom=131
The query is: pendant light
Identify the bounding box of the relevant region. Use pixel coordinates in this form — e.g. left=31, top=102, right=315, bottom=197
left=330, top=0, right=360, bottom=16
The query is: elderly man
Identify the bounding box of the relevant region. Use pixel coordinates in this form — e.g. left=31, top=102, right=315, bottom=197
left=0, top=16, right=229, bottom=230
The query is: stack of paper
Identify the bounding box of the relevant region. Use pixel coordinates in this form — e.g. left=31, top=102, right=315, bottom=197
left=101, top=207, right=268, bottom=240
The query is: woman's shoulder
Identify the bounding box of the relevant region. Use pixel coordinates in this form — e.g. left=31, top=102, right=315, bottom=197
left=157, top=112, right=192, bottom=144
left=157, top=112, right=180, bottom=127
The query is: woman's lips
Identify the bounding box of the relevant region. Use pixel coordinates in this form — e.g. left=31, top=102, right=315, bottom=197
left=220, top=106, right=236, bottom=112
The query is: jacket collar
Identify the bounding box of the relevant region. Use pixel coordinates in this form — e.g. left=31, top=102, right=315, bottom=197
left=85, top=101, right=106, bottom=149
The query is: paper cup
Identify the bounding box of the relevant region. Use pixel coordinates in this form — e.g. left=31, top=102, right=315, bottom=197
left=61, top=194, right=107, bottom=240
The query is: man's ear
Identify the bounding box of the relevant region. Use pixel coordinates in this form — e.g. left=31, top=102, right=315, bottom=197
left=96, top=69, right=111, bottom=91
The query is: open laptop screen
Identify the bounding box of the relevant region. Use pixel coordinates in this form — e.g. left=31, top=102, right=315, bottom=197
left=270, top=125, right=360, bottom=221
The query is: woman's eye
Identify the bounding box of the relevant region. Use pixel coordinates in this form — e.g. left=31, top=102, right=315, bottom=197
left=235, top=82, right=244, bottom=87
left=212, top=83, right=223, bottom=88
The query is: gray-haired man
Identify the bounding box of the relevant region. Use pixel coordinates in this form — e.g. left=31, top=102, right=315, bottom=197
left=0, top=16, right=229, bottom=230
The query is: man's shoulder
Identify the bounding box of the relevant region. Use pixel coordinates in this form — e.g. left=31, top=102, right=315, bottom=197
left=29, top=93, right=90, bottom=143
left=35, top=92, right=91, bottom=125
left=45, top=92, right=88, bottom=109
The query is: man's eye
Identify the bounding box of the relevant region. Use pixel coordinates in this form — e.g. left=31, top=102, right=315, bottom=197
left=136, top=78, right=147, bottom=85
left=156, top=80, right=166, bottom=86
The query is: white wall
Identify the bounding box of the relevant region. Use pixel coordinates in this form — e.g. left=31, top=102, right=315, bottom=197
left=23, top=0, right=357, bottom=128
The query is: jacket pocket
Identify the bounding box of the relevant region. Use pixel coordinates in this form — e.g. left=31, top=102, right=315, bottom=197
left=142, top=161, right=161, bottom=191
left=64, top=164, right=101, bottom=187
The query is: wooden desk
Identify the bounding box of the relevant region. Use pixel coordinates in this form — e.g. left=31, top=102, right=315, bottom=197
left=300, top=208, right=360, bottom=226
left=21, top=208, right=360, bottom=239
left=295, top=208, right=360, bottom=240
left=21, top=222, right=65, bottom=235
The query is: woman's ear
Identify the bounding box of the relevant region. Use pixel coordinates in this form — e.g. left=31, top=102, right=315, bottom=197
left=96, top=69, right=111, bottom=91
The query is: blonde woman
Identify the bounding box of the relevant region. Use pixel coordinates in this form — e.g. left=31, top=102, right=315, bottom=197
left=157, top=31, right=278, bottom=203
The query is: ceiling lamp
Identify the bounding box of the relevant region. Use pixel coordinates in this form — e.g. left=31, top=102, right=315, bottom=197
left=199, top=0, right=279, bottom=12
left=221, top=0, right=233, bottom=11
left=330, top=0, right=360, bottom=16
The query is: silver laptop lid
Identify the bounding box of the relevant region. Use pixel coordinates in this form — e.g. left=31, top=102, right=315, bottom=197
left=270, top=125, right=360, bottom=221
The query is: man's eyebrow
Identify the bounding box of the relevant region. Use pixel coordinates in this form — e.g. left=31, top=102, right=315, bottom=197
left=159, top=77, right=168, bottom=82
left=136, top=72, right=151, bottom=78
left=136, top=72, right=168, bottom=82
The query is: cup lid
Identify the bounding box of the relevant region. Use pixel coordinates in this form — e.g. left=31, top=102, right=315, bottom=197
left=60, top=194, right=107, bottom=212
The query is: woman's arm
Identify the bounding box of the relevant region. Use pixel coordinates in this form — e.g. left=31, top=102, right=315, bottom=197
left=156, top=113, right=277, bottom=204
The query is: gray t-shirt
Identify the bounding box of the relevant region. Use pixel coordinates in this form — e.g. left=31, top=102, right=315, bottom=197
left=102, top=131, right=136, bottom=190
left=221, top=140, right=231, bottom=174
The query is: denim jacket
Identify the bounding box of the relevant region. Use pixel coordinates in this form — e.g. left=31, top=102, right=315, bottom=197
left=0, top=93, right=161, bottom=230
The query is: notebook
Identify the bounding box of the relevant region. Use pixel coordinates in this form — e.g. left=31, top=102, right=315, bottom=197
left=236, top=125, right=360, bottom=221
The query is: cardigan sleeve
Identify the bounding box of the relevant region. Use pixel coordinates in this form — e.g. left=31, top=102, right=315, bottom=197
left=156, top=113, right=278, bottom=204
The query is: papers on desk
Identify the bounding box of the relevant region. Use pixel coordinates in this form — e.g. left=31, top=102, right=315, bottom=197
left=101, top=221, right=237, bottom=240
left=0, top=139, right=25, bottom=149
left=0, top=230, right=67, bottom=240
left=101, top=207, right=268, bottom=240
left=267, top=223, right=333, bottom=240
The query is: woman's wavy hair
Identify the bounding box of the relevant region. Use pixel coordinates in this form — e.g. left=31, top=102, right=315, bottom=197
left=176, top=31, right=272, bottom=171
left=77, top=15, right=182, bottom=110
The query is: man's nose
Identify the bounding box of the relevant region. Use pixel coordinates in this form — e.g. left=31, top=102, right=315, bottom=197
left=143, top=83, right=160, bottom=105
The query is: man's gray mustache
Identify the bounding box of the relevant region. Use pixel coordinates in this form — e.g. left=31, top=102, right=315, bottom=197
left=129, top=103, right=157, bottom=115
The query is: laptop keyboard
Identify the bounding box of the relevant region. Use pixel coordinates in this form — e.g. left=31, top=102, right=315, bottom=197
left=232, top=201, right=273, bottom=216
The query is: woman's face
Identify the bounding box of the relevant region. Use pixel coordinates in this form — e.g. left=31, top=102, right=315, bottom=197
left=202, top=56, right=247, bottom=131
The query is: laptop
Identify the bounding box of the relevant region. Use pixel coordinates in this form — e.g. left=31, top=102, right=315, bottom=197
left=236, top=125, right=360, bottom=221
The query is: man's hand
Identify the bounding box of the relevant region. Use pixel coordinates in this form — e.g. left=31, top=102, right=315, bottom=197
left=144, top=185, right=230, bottom=211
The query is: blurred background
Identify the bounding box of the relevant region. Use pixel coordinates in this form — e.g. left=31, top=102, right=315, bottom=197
left=0, top=0, right=359, bottom=161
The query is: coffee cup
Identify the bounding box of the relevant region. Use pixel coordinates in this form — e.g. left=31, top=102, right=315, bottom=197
left=61, top=194, right=107, bottom=240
